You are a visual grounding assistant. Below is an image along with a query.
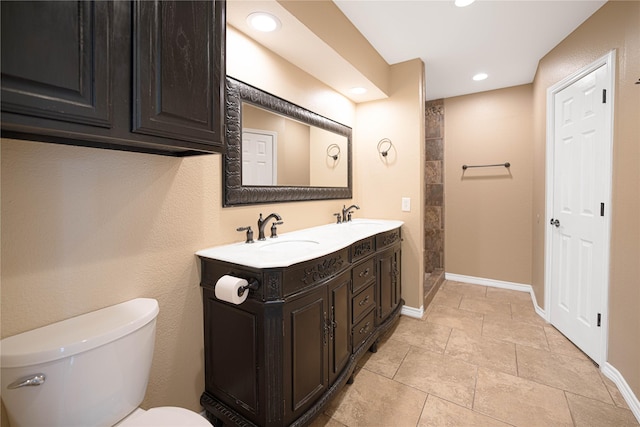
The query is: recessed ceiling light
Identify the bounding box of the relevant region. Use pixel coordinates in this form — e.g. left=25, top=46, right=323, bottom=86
left=473, top=73, right=488, bottom=81
left=455, top=0, right=476, bottom=7
left=350, top=87, right=367, bottom=95
left=247, top=12, right=281, bottom=32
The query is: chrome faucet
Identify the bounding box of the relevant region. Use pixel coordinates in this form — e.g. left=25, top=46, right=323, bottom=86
left=257, top=213, right=282, bottom=240
left=342, top=204, right=360, bottom=222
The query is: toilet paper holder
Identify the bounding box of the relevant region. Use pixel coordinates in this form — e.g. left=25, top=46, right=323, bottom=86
left=237, top=278, right=260, bottom=297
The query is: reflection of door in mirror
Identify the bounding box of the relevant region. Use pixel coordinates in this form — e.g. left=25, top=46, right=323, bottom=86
left=242, top=103, right=310, bottom=186
left=242, top=129, right=277, bottom=185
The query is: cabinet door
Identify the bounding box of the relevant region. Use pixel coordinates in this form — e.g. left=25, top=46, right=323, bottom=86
left=204, top=296, right=259, bottom=416
left=1, top=1, right=112, bottom=127
left=283, top=286, right=328, bottom=421
left=377, top=246, right=401, bottom=323
left=328, top=271, right=351, bottom=384
left=133, top=0, right=224, bottom=148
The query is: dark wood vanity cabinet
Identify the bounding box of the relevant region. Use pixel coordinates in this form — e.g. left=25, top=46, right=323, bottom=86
left=376, top=229, right=402, bottom=325
left=1, top=0, right=225, bottom=156
left=283, top=270, right=351, bottom=421
left=199, top=227, right=403, bottom=427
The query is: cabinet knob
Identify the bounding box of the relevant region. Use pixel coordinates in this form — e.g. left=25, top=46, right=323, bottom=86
left=358, top=295, right=370, bottom=306
left=359, top=322, right=371, bottom=335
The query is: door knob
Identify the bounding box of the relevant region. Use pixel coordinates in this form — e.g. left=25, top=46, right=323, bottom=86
left=550, top=218, right=560, bottom=227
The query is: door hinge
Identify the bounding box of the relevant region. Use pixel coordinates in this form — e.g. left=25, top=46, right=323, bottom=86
left=600, top=203, right=605, bottom=217
left=597, top=313, right=602, bottom=327
left=602, top=89, right=607, bottom=103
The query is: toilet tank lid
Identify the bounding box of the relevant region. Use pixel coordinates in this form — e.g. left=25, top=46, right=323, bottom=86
left=1, top=298, right=159, bottom=368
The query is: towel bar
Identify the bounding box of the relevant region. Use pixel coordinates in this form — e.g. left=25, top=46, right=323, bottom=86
left=462, top=162, right=510, bottom=170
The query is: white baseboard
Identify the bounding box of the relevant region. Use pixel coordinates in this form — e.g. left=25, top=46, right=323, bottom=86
left=445, top=272, right=548, bottom=320
left=601, top=363, right=640, bottom=423
left=445, top=272, right=531, bottom=292
left=445, top=272, right=638, bottom=420
left=401, top=304, right=424, bottom=319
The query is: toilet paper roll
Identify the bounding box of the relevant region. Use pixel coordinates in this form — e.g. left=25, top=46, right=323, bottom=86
left=215, top=275, right=249, bottom=305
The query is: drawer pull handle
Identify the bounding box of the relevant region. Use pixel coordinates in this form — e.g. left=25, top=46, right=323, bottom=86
left=359, top=322, right=371, bottom=335
left=358, top=295, right=370, bottom=306
left=359, top=268, right=370, bottom=278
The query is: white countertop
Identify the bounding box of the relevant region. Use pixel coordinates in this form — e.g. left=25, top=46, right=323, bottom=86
left=196, top=218, right=404, bottom=269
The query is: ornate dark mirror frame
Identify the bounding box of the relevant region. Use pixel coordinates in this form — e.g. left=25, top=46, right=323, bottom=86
left=223, top=77, right=353, bottom=206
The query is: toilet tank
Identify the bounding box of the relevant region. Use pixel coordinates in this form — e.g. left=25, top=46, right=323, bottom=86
left=1, top=298, right=159, bottom=427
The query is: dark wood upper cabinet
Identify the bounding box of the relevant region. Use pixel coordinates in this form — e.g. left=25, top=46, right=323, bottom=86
left=132, top=1, right=224, bottom=146
left=1, top=0, right=225, bottom=156
left=1, top=1, right=112, bottom=127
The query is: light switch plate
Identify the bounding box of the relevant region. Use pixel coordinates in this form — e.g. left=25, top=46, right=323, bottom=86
left=401, top=197, right=411, bottom=212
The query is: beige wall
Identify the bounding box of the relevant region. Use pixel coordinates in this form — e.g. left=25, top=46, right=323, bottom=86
left=0, top=141, right=217, bottom=415
left=354, top=59, right=426, bottom=310
left=531, top=0, right=640, bottom=398
left=0, top=25, right=425, bottom=421
left=227, top=27, right=355, bottom=128
left=444, top=85, right=533, bottom=285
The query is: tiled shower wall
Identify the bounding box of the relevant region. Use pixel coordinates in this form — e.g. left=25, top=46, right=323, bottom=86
left=425, top=99, right=444, bottom=280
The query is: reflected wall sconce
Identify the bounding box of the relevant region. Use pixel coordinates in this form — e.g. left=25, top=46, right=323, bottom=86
left=377, top=138, right=394, bottom=157
left=327, top=143, right=341, bottom=161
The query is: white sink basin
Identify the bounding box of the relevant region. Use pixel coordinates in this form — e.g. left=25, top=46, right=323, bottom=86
left=197, top=218, right=403, bottom=268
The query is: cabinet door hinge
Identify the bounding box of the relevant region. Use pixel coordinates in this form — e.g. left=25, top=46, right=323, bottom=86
left=597, top=313, right=602, bottom=327
left=602, top=89, right=607, bottom=103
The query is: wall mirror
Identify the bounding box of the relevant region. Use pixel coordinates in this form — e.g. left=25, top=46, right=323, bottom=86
left=223, top=77, right=352, bottom=206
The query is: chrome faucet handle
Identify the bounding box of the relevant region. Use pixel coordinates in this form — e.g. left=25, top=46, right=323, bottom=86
left=270, top=221, right=283, bottom=238
left=333, top=213, right=342, bottom=224
left=237, top=226, right=254, bottom=244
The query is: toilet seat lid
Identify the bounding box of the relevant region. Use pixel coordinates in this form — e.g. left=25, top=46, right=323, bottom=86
left=119, top=407, right=211, bottom=427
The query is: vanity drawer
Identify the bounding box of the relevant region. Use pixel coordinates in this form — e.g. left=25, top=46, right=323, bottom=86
left=283, top=247, right=349, bottom=297
left=352, top=284, right=375, bottom=324
left=350, top=236, right=375, bottom=263
left=376, top=227, right=401, bottom=250
left=351, top=258, right=375, bottom=294
left=352, top=310, right=375, bottom=351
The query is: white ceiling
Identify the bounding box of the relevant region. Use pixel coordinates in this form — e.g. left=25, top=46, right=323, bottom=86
left=228, top=0, right=607, bottom=102
left=335, top=0, right=606, bottom=100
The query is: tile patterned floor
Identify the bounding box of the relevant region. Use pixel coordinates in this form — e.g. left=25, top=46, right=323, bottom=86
left=310, top=280, right=639, bottom=427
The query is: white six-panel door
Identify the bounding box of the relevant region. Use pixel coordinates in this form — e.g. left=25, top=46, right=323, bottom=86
left=242, top=129, right=277, bottom=186
left=546, top=52, right=614, bottom=364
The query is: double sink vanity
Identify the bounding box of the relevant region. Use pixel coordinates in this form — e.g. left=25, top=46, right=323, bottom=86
left=197, top=218, right=404, bottom=426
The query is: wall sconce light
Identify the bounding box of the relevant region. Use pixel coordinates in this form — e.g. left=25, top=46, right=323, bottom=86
left=377, top=138, right=394, bottom=157
left=327, top=143, right=341, bottom=161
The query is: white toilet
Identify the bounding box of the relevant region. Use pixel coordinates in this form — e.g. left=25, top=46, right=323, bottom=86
left=0, top=298, right=211, bottom=427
